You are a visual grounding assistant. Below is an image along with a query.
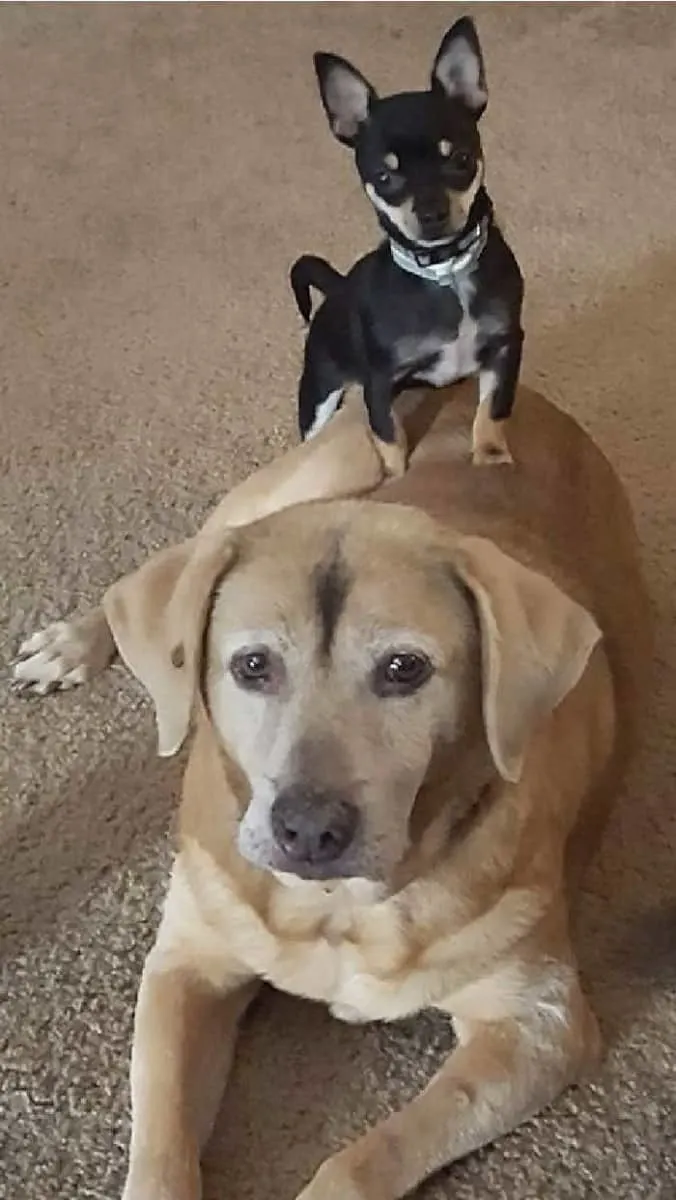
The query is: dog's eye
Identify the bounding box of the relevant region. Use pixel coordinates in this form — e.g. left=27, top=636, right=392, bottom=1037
left=230, top=648, right=277, bottom=691
left=373, top=651, right=434, bottom=697
left=375, top=160, right=403, bottom=194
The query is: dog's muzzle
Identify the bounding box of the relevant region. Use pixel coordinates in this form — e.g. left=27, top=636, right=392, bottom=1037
left=270, top=784, right=360, bottom=871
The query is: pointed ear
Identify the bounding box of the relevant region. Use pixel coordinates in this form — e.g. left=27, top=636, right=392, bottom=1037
left=451, top=537, right=602, bottom=783
left=431, top=16, right=488, bottom=118
left=103, top=533, right=238, bottom=757
left=314, top=51, right=377, bottom=146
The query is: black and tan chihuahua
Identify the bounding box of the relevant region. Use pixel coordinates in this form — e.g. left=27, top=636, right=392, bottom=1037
left=290, top=16, right=524, bottom=472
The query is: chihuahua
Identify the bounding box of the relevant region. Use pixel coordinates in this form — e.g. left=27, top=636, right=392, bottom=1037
left=290, top=16, right=524, bottom=471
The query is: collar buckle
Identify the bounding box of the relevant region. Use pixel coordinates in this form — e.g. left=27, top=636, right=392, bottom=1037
left=413, top=249, right=433, bottom=268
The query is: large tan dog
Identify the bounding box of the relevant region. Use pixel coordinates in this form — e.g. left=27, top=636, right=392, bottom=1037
left=14, top=382, right=650, bottom=1200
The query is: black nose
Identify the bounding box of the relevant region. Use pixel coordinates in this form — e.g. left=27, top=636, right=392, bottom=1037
left=271, top=785, right=359, bottom=866
left=418, top=195, right=449, bottom=231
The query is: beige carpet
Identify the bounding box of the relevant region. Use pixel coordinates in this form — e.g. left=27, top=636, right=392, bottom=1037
left=1, top=4, right=675, bottom=1197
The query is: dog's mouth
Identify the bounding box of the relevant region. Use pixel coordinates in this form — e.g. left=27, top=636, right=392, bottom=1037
left=241, top=836, right=381, bottom=885
left=271, top=856, right=365, bottom=884
left=416, top=218, right=453, bottom=245
left=237, top=812, right=389, bottom=886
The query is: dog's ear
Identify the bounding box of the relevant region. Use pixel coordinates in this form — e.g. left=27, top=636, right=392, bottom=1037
left=103, top=533, right=238, bottom=757
left=431, top=16, right=488, bottom=118
left=314, top=52, right=377, bottom=146
left=451, top=536, right=602, bottom=783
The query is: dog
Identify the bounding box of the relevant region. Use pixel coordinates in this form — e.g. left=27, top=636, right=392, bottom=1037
left=290, top=16, right=525, bottom=473
left=13, top=381, right=650, bottom=1200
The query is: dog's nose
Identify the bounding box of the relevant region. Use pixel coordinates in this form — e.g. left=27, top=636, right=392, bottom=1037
left=417, top=195, right=450, bottom=233
left=271, top=785, right=359, bottom=866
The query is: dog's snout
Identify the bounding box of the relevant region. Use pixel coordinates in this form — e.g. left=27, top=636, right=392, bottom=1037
left=271, top=785, right=359, bottom=866
left=416, top=192, right=450, bottom=231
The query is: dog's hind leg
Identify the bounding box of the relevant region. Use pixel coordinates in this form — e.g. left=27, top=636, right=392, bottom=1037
left=303, top=383, right=346, bottom=439
left=298, top=347, right=351, bottom=440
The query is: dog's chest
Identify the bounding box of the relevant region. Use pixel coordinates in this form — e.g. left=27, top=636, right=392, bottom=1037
left=394, top=302, right=480, bottom=388
left=183, top=851, right=452, bottom=1022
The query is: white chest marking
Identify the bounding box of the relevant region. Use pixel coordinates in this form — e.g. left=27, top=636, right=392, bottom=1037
left=416, top=314, right=480, bottom=386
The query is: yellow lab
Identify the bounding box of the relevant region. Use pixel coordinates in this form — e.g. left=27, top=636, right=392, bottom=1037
left=14, top=382, right=650, bottom=1200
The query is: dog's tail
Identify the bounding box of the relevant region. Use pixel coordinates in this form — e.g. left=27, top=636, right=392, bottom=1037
left=290, top=255, right=344, bottom=323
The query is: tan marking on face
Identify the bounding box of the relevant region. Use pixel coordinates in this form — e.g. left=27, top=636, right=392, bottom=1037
left=439, top=138, right=452, bottom=157
left=449, top=159, right=484, bottom=233
left=384, top=151, right=399, bottom=170
left=365, top=182, right=419, bottom=242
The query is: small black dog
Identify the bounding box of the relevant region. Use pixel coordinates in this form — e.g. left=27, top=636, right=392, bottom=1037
left=290, top=16, right=524, bottom=471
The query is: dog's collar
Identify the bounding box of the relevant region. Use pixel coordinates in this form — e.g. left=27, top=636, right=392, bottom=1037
left=389, top=218, right=489, bottom=288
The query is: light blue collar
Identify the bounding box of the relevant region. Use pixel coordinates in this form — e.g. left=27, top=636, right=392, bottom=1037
left=389, top=219, right=489, bottom=288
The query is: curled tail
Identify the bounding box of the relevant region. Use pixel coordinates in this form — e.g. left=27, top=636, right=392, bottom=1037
left=290, top=254, right=344, bottom=323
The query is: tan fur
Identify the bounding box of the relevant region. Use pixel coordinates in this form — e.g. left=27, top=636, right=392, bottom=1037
left=471, top=398, right=513, bottom=464
left=27, top=382, right=651, bottom=1200
left=449, top=158, right=484, bottom=234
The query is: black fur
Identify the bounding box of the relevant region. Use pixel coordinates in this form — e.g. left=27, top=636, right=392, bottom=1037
left=290, top=255, right=345, bottom=324
left=290, top=17, right=524, bottom=451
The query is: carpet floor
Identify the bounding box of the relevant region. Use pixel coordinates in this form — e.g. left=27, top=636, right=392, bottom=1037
left=1, top=5, right=675, bottom=1198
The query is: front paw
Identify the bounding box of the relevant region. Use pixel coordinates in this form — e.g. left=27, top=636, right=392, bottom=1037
left=122, top=1154, right=201, bottom=1200
left=472, top=440, right=513, bottom=466
left=12, top=611, right=114, bottom=695
left=470, top=412, right=514, bottom=467
left=296, top=1154, right=374, bottom=1200
left=374, top=436, right=407, bottom=479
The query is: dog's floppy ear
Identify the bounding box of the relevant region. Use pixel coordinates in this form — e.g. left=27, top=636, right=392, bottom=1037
left=103, top=532, right=238, bottom=757
left=431, top=16, right=488, bottom=118
left=314, top=52, right=377, bottom=146
left=451, top=536, right=602, bottom=783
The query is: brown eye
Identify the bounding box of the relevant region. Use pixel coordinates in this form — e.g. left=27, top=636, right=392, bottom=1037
left=373, top=651, right=434, bottom=697
left=230, top=648, right=275, bottom=691
left=376, top=166, right=402, bottom=194
left=375, top=154, right=404, bottom=195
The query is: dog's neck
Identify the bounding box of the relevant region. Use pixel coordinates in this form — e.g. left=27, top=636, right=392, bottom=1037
left=389, top=219, right=489, bottom=287
left=384, top=187, right=493, bottom=288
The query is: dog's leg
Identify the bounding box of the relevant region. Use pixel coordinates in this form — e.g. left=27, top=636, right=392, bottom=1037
left=12, top=607, right=117, bottom=695
left=11, top=544, right=193, bottom=698
left=472, top=329, right=524, bottom=466
left=298, top=349, right=349, bottom=440
left=295, top=965, right=600, bottom=1200
left=123, top=913, right=258, bottom=1200
left=364, top=370, right=407, bottom=479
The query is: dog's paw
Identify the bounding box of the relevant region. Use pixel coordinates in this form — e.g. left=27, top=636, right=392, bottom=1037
left=374, top=436, right=407, bottom=479
left=330, top=1001, right=372, bottom=1024
left=296, top=1157, right=367, bottom=1200
left=471, top=409, right=513, bottom=467
left=472, top=441, right=514, bottom=466
left=122, top=1151, right=201, bottom=1200
left=12, top=611, right=115, bottom=696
